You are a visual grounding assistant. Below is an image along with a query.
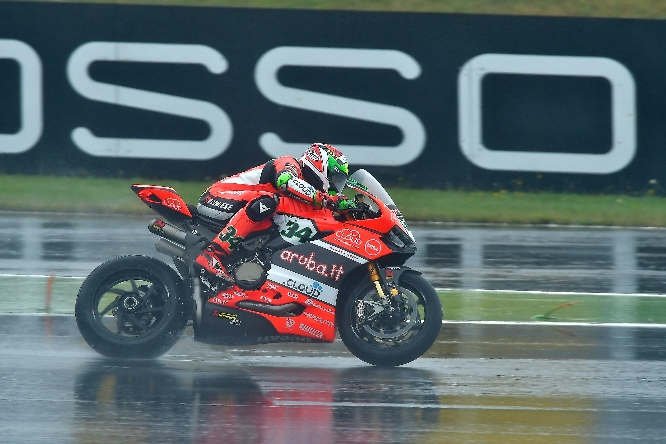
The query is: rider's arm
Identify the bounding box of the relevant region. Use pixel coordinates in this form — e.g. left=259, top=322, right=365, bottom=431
left=275, top=170, right=327, bottom=206
left=265, top=157, right=326, bottom=206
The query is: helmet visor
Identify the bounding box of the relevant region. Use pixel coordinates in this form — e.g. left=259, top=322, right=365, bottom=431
left=330, top=170, right=348, bottom=193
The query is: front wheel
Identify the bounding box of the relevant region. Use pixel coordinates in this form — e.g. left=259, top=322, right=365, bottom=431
left=338, top=272, right=442, bottom=367
left=75, top=255, right=189, bottom=359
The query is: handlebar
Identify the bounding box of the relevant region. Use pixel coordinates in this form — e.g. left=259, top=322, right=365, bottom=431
left=335, top=200, right=379, bottom=220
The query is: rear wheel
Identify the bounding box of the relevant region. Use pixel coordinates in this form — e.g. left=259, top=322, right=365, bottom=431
left=338, top=272, right=442, bottom=367
left=75, top=255, right=189, bottom=359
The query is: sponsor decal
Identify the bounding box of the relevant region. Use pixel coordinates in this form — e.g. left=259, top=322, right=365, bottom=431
left=287, top=291, right=300, bottom=300
left=285, top=317, right=295, bottom=329
left=257, top=335, right=315, bottom=344
left=307, top=148, right=321, bottom=162
left=163, top=197, right=182, bottom=211
left=335, top=228, right=362, bottom=249
left=365, top=239, right=382, bottom=256
left=291, top=179, right=316, bottom=198
left=346, top=177, right=368, bottom=192
left=266, top=282, right=278, bottom=291
left=204, top=195, right=235, bottom=211
left=304, top=298, right=335, bottom=315
left=303, top=311, right=334, bottom=327
left=389, top=208, right=400, bottom=225
left=279, top=249, right=345, bottom=281
left=268, top=265, right=338, bottom=306
left=284, top=278, right=323, bottom=298
left=389, top=207, right=411, bottom=233
left=299, top=323, right=324, bottom=338
left=327, top=145, right=345, bottom=159
left=211, top=292, right=237, bottom=305
left=314, top=240, right=366, bottom=263
left=151, top=219, right=166, bottom=231
left=212, top=310, right=241, bottom=325
left=215, top=190, right=246, bottom=196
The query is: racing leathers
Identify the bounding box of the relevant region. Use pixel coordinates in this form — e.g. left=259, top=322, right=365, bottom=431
left=194, top=156, right=343, bottom=284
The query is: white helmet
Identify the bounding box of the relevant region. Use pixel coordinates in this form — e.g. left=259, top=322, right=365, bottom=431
left=299, top=143, right=349, bottom=193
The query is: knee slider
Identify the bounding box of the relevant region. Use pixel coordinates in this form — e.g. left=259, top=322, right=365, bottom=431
left=246, top=195, right=277, bottom=222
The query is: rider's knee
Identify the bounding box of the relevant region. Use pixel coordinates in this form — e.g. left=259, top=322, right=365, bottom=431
left=246, top=195, right=278, bottom=222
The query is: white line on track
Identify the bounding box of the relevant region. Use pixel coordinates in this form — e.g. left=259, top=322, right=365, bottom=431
left=0, top=313, right=73, bottom=317
left=436, top=287, right=666, bottom=298
left=3, top=275, right=666, bottom=298
left=441, top=320, right=666, bottom=328
left=2, top=275, right=666, bottom=326
left=0, top=273, right=84, bottom=279
left=272, top=400, right=666, bottom=413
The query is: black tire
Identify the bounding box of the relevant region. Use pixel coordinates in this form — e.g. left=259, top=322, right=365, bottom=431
left=338, top=272, right=442, bottom=367
left=75, top=255, right=189, bottom=359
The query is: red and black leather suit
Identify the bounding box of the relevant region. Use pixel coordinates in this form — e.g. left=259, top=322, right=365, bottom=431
left=195, top=156, right=331, bottom=281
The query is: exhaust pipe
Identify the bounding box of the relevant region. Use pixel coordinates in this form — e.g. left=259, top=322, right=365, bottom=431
left=155, top=238, right=185, bottom=258
left=148, top=219, right=188, bottom=244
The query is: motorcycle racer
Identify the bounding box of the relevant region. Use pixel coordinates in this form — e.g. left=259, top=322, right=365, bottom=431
left=195, top=142, right=353, bottom=285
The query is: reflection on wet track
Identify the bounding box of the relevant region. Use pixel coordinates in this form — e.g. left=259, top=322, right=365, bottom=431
left=4, top=212, right=666, bottom=295
left=2, top=213, right=666, bottom=442
left=1, top=316, right=666, bottom=443
left=410, top=225, right=666, bottom=294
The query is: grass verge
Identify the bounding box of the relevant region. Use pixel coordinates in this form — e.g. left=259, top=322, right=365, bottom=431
left=2, top=174, right=666, bottom=227
left=24, top=0, right=666, bottom=20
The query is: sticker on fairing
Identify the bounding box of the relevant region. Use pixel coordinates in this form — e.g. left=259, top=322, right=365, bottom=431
left=266, top=265, right=337, bottom=306
left=273, top=214, right=318, bottom=245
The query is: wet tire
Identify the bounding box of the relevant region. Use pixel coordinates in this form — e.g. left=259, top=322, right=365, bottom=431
left=75, top=255, right=189, bottom=359
left=338, top=272, right=442, bottom=367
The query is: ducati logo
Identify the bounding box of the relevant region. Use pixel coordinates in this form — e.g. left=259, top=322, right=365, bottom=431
left=259, top=202, right=270, bottom=213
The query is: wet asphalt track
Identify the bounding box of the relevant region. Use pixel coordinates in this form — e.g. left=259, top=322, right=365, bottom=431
left=2, top=212, right=666, bottom=442
left=2, top=316, right=666, bottom=443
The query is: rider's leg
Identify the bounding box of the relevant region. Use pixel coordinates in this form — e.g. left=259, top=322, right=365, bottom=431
left=195, top=194, right=277, bottom=282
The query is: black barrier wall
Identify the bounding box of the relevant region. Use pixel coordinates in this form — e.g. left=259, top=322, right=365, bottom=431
left=0, top=2, right=663, bottom=192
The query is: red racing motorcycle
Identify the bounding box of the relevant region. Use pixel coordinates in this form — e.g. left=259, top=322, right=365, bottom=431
left=75, top=169, right=442, bottom=366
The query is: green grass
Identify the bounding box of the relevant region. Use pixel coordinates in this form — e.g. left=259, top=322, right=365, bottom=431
left=0, top=174, right=209, bottom=215
left=440, top=290, right=666, bottom=324
left=5, top=274, right=664, bottom=324
left=2, top=174, right=666, bottom=227
left=22, top=0, right=666, bottom=19
left=389, top=188, right=666, bottom=226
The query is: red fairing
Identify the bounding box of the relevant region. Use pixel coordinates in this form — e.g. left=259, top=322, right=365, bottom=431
left=201, top=190, right=399, bottom=342
left=131, top=184, right=193, bottom=217
left=324, top=227, right=391, bottom=260
left=206, top=282, right=337, bottom=341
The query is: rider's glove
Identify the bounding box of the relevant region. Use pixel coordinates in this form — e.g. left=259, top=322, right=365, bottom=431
left=325, top=194, right=356, bottom=212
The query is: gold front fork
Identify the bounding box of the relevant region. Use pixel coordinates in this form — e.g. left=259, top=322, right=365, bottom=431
left=368, top=262, right=401, bottom=298
left=368, top=262, right=385, bottom=297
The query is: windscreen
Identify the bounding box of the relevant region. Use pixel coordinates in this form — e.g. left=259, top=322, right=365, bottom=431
left=346, top=169, right=395, bottom=206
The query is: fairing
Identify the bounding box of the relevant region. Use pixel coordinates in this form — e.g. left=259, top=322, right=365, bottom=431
left=140, top=170, right=417, bottom=345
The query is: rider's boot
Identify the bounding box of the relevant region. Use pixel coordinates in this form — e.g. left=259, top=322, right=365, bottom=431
left=195, top=198, right=276, bottom=289
left=195, top=241, right=235, bottom=287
